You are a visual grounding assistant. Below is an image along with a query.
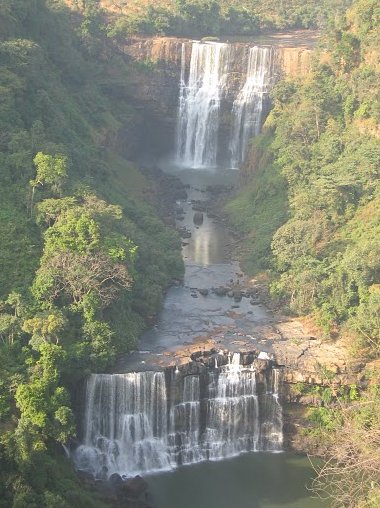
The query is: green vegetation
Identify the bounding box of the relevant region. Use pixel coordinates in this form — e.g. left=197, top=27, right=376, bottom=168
left=0, top=0, right=378, bottom=506
left=293, top=366, right=380, bottom=508
left=228, top=0, right=380, bottom=353
left=225, top=131, right=288, bottom=273
left=96, top=0, right=352, bottom=38
left=227, top=0, right=380, bottom=505
left=0, top=0, right=183, bottom=505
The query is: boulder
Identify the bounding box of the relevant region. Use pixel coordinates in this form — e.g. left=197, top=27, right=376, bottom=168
left=193, top=212, right=204, bottom=225
left=178, top=227, right=191, bottom=239
left=121, top=476, right=149, bottom=499
left=213, top=286, right=229, bottom=296
left=109, top=473, right=123, bottom=487
left=233, top=290, right=242, bottom=302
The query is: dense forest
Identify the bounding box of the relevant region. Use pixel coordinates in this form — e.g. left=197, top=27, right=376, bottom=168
left=0, top=1, right=183, bottom=506
left=228, top=0, right=380, bottom=357
left=0, top=0, right=379, bottom=506
left=226, top=0, right=380, bottom=505
left=94, top=0, right=352, bottom=38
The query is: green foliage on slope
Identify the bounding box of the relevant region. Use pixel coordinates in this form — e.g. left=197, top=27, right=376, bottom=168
left=225, top=131, right=288, bottom=273
left=228, top=0, right=380, bottom=356
left=97, top=0, right=352, bottom=38
left=0, top=1, right=183, bottom=505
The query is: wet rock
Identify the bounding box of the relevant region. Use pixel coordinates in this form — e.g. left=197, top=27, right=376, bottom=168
left=241, top=352, right=257, bottom=365
left=179, top=360, right=208, bottom=375
left=109, top=473, right=123, bottom=487
left=233, top=290, right=242, bottom=302
left=77, top=469, right=94, bottom=485
left=250, top=298, right=261, bottom=305
left=198, top=288, right=209, bottom=296
left=253, top=358, right=271, bottom=372
left=122, top=476, right=148, bottom=499
left=206, top=184, right=233, bottom=194
left=213, top=286, right=229, bottom=296
left=193, top=211, right=204, bottom=225
left=192, top=201, right=207, bottom=212
left=178, top=227, right=191, bottom=239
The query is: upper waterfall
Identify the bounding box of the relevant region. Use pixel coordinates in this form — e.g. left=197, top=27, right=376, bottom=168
left=175, top=41, right=277, bottom=169
left=176, top=41, right=229, bottom=168
left=229, top=46, right=275, bottom=168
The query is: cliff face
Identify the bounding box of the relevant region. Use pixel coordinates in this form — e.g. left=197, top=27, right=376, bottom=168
left=276, top=47, right=313, bottom=77
left=121, top=34, right=315, bottom=157
left=125, top=36, right=313, bottom=75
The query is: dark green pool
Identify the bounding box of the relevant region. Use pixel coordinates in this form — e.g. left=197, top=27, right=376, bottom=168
left=147, top=453, right=327, bottom=508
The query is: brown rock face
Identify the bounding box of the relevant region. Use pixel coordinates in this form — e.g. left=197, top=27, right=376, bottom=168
left=277, top=47, right=312, bottom=77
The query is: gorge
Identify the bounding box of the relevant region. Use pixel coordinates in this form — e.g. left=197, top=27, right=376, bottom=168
left=72, top=32, right=327, bottom=508
left=1, top=2, right=379, bottom=507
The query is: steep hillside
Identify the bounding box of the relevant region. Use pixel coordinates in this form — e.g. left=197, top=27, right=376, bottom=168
left=229, top=0, right=380, bottom=346
left=226, top=1, right=380, bottom=504
left=69, top=0, right=352, bottom=38
left=0, top=1, right=183, bottom=506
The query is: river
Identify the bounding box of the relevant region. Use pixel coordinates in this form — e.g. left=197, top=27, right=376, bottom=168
left=75, top=37, right=327, bottom=506
left=124, top=164, right=325, bottom=507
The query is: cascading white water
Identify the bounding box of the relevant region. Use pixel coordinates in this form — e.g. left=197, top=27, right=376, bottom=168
left=176, top=42, right=276, bottom=169
left=256, top=367, right=283, bottom=452
left=74, top=355, right=283, bottom=478
left=229, top=46, right=274, bottom=168
left=176, top=41, right=229, bottom=168
left=74, top=372, right=171, bottom=477
left=168, top=374, right=204, bottom=465
left=205, top=353, right=260, bottom=459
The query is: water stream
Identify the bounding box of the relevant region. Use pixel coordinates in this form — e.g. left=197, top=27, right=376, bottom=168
left=229, top=46, right=275, bottom=168
left=176, top=42, right=230, bottom=168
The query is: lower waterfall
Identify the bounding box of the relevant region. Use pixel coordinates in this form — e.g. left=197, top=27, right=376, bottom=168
left=74, top=354, right=283, bottom=478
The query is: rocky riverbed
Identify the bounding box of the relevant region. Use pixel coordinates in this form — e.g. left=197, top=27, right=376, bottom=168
left=117, top=164, right=362, bottom=393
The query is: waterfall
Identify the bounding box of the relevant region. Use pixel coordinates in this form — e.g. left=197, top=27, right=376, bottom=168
left=229, top=46, right=274, bottom=168
left=75, top=372, right=171, bottom=478
left=205, top=353, right=260, bottom=459
left=74, top=356, right=283, bottom=478
left=175, top=42, right=276, bottom=169
left=176, top=41, right=229, bottom=168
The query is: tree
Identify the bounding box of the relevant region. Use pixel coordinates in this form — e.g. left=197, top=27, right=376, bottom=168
left=30, top=153, right=68, bottom=214
left=22, top=310, right=68, bottom=349
left=15, top=344, right=75, bottom=444
left=311, top=394, right=380, bottom=507
left=33, top=250, right=131, bottom=308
